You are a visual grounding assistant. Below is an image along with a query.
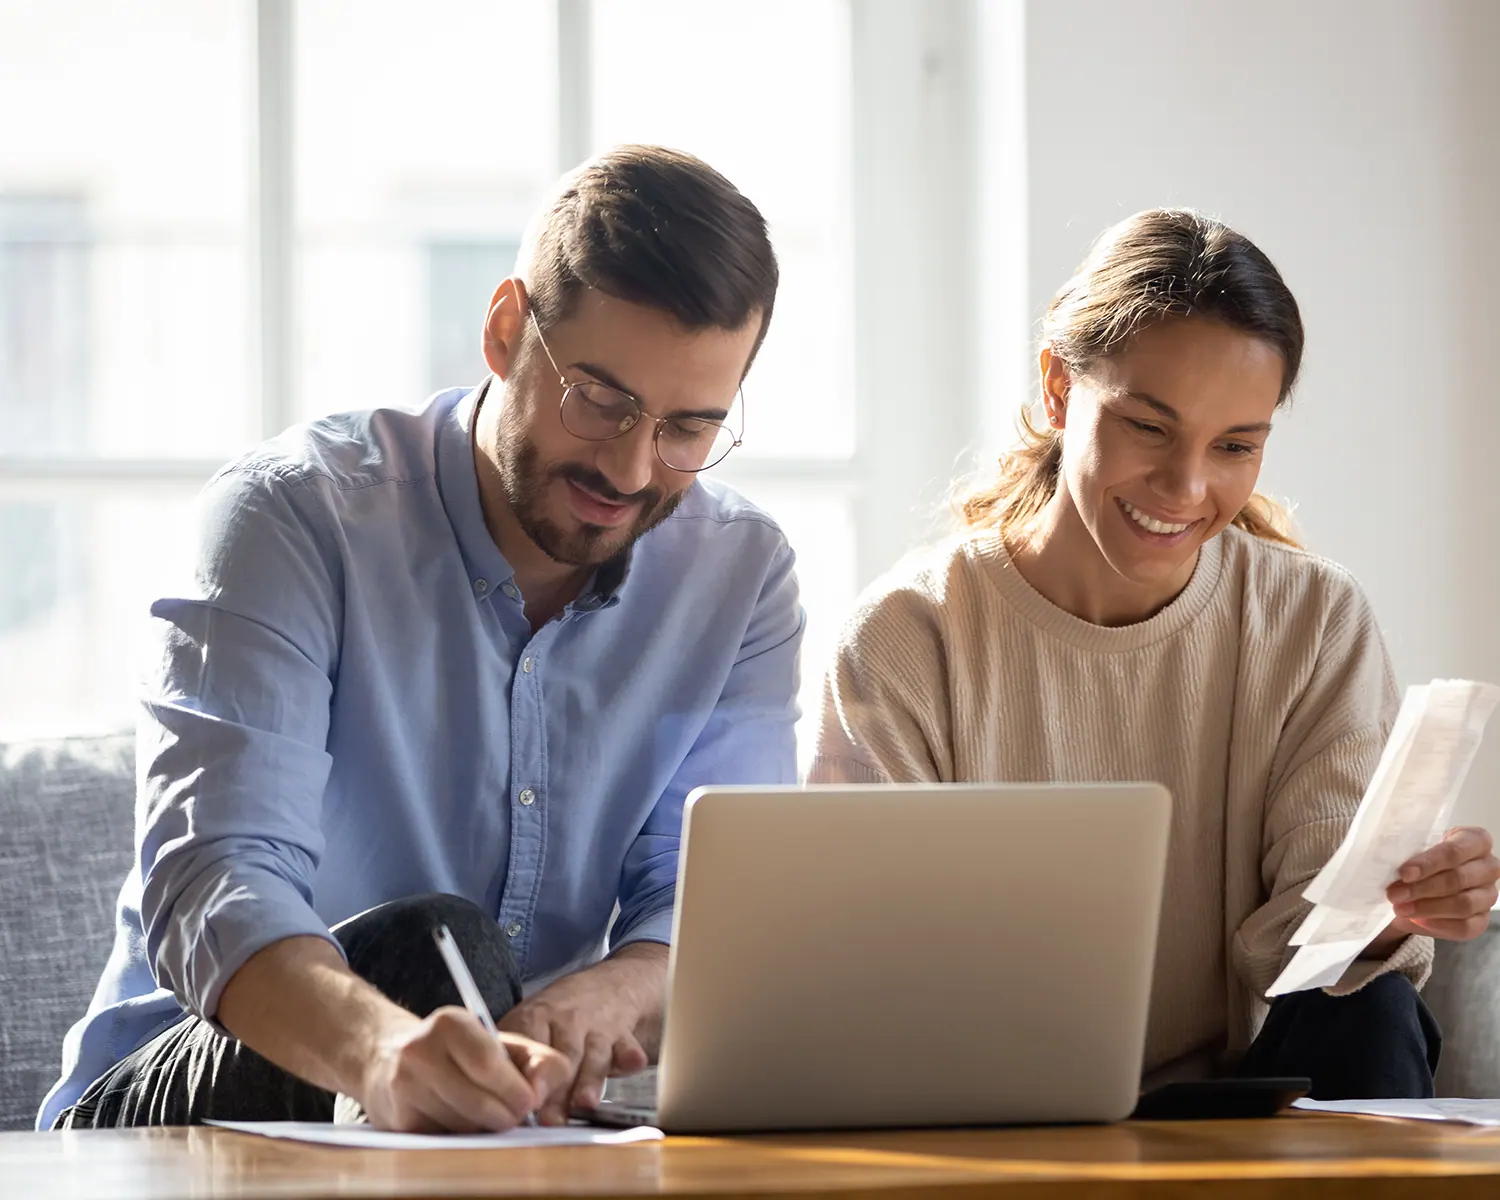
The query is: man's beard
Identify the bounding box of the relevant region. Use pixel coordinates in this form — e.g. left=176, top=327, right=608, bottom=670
left=496, top=430, right=687, bottom=567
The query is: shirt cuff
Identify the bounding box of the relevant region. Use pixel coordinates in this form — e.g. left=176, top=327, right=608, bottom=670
left=1325, top=932, right=1434, bottom=997
left=609, top=906, right=674, bottom=952
left=169, top=875, right=346, bottom=1034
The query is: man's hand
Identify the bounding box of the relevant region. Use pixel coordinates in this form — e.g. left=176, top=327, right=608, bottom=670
left=498, top=942, right=668, bottom=1124
left=1384, top=825, right=1500, bottom=941
left=359, top=1007, right=572, bottom=1132
left=217, top=935, right=570, bottom=1133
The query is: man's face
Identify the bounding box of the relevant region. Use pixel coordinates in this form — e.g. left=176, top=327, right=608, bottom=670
left=493, top=289, right=758, bottom=568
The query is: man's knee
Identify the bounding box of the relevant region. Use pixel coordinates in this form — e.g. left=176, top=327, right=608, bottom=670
left=332, top=893, right=521, bottom=1019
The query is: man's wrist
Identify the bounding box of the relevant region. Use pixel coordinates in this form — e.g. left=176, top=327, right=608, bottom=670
left=603, top=942, right=669, bottom=1056
left=602, top=940, right=669, bottom=989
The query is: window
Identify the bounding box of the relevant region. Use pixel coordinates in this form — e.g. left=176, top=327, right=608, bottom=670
left=0, top=0, right=253, bottom=737
left=0, top=196, right=87, bottom=637
left=0, top=1, right=982, bottom=760
left=292, top=0, right=556, bottom=417
left=427, top=239, right=520, bottom=394
left=591, top=0, right=858, bottom=741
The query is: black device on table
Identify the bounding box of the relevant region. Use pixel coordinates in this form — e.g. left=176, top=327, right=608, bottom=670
left=1130, top=1077, right=1312, bottom=1121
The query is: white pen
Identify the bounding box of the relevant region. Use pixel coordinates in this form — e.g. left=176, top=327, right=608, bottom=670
left=431, top=923, right=539, bottom=1127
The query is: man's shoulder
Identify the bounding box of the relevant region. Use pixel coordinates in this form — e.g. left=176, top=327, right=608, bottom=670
left=655, top=477, right=792, bottom=553
left=216, top=389, right=464, bottom=498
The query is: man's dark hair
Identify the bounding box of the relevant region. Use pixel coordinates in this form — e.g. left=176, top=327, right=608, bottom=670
left=521, top=144, right=779, bottom=370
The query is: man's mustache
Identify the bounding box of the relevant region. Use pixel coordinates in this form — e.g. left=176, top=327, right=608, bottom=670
left=553, top=462, right=661, bottom=509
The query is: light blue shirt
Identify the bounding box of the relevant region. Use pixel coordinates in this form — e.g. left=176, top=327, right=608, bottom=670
left=40, top=383, right=803, bottom=1128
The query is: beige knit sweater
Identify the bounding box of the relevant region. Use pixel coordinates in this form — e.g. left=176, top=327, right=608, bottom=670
left=809, top=524, right=1432, bottom=1078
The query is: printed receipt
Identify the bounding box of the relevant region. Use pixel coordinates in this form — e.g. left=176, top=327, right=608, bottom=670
left=1267, top=679, right=1500, bottom=997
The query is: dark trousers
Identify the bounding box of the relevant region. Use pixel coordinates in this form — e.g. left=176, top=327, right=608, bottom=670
left=56, top=894, right=522, bottom=1128
left=1236, top=972, right=1441, bottom=1099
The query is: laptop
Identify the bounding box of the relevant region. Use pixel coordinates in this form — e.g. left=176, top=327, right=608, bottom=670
left=582, top=782, right=1172, bottom=1133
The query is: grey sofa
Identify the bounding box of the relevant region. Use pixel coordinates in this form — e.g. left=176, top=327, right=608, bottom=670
left=1, top=734, right=1497, bottom=1130
left=1, top=735, right=135, bottom=1130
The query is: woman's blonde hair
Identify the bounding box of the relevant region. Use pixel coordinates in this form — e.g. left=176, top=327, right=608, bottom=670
left=961, top=209, right=1303, bottom=548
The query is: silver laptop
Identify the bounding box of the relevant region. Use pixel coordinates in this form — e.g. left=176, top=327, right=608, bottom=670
left=586, top=782, right=1171, bottom=1133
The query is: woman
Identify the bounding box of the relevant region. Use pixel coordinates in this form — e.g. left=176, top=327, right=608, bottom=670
left=810, top=209, right=1499, bottom=1099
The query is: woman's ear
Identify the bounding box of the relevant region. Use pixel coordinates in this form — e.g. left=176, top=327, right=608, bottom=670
left=1039, top=346, right=1070, bottom=430
left=482, top=277, right=530, bottom=381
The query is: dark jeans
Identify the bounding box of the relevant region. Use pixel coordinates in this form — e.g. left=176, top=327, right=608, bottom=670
left=56, top=894, right=522, bottom=1128
left=1236, top=972, right=1441, bottom=1099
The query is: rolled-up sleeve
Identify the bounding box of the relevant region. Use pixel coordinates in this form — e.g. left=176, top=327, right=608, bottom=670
left=138, top=465, right=345, bottom=1026
left=609, top=536, right=804, bottom=950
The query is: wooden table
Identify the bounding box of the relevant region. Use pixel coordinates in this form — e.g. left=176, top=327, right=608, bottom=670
left=6, top=1114, right=1500, bottom=1199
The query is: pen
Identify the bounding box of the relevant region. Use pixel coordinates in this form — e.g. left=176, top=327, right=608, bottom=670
left=431, top=923, right=539, bottom=1127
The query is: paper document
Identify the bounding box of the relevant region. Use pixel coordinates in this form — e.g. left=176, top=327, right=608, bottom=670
left=1267, top=679, right=1500, bottom=997
left=1293, top=1097, right=1500, bottom=1126
left=207, top=1119, right=663, bottom=1149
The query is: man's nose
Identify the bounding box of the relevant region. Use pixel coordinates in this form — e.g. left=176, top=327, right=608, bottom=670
left=595, top=418, right=659, bottom=497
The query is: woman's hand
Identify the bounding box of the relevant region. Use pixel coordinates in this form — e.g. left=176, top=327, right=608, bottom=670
left=1385, top=826, right=1500, bottom=941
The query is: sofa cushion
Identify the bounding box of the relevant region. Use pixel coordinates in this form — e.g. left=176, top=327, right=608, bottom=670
left=1426, top=919, right=1500, bottom=1097
left=0, top=734, right=134, bottom=1130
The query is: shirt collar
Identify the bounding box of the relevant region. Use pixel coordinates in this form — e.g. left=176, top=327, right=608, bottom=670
left=436, top=377, right=637, bottom=611
left=435, top=378, right=514, bottom=593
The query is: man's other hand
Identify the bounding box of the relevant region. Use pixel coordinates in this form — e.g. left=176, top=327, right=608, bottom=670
left=497, top=941, right=668, bottom=1124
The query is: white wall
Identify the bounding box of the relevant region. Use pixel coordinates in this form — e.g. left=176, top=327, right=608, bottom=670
left=1015, top=0, right=1500, bottom=827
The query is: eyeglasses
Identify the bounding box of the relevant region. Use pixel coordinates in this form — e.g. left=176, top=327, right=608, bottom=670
left=528, top=310, right=743, bottom=473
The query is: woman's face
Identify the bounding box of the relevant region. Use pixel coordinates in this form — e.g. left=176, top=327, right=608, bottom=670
left=1045, top=316, right=1285, bottom=597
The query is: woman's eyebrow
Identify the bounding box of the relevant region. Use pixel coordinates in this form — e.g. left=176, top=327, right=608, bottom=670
left=1121, top=390, right=1272, bottom=435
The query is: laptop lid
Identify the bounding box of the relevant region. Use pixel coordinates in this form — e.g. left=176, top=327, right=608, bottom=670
left=654, top=782, right=1171, bottom=1132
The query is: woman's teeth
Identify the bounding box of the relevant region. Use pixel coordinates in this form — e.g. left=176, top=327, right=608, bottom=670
left=1121, top=500, right=1192, bottom=535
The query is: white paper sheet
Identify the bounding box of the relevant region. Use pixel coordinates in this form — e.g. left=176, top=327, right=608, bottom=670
left=1267, top=679, right=1500, bottom=997
left=1293, top=1097, right=1500, bottom=1126
left=206, top=1119, right=663, bottom=1149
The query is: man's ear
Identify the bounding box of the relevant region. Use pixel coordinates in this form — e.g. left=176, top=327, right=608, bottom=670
left=482, top=277, right=530, bottom=381
left=1039, top=346, right=1070, bottom=430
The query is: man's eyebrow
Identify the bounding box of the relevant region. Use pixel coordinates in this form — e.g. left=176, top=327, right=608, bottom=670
left=571, top=360, right=731, bottom=422
left=1120, top=389, right=1273, bottom=436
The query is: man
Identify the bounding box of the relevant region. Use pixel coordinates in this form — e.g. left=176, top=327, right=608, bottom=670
left=41, top=145, right=803, bottom=1132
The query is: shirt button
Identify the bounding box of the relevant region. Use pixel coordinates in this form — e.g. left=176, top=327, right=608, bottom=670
left=506, top=923, right=522, bottom=938
left=502, top=582, right=519, bottom=599
left=519, top=788, right=535, bottom=806
left=473, top=578, right=488, bottom=595
left=522, top=656, right=534, bottom=674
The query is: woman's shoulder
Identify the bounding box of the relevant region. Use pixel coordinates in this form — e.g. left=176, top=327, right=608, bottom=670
left=1218, top=524, right=1380, bottom=631
left=835, top=535, right=996, bottom=654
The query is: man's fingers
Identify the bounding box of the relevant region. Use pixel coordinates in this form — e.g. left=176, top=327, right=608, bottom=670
left=434, top=1009, right=540, bottom=1124
left=430, top=1054, right=532, bottom=1131
left=497, top=1004, right=550, bottom=1046
left=567, top=1031, right=617, bottom=1115
left=504, top=1034, right=573, bottom=1111
left=1399, top=827, right=1494, bottom=883
left=611, top=1034, right=649, bottom=1077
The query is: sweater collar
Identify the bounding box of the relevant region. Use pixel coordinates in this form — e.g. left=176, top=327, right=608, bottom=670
left=970, top=528, right=1226, bottom=653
